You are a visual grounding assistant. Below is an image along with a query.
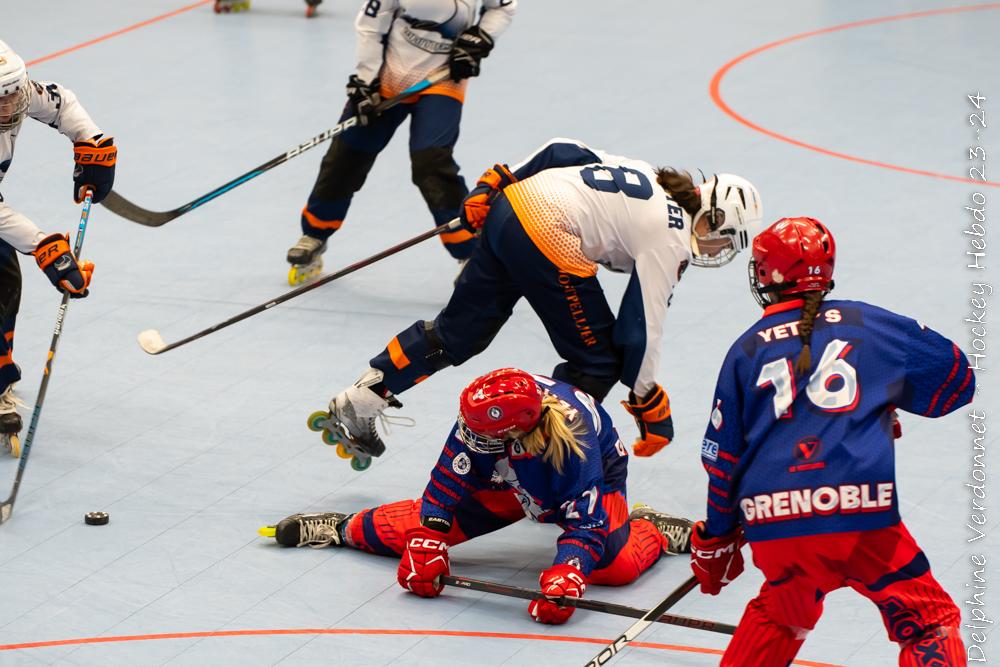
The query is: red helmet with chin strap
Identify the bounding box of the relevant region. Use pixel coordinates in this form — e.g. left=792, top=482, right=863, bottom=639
left=458, top=368, right=544, bottom=454
left=749, top=217, right=836, bottom=308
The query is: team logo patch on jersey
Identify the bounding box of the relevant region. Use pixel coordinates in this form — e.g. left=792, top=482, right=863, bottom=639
left=711, top=399, right=724, bottom=431
left=452, top=452, right=471, bottom=475
left=701, top=438, right=719, bottom=462
left=794, top=437, right=821, bottom=461
left=487, top=406, right=504, bottom=420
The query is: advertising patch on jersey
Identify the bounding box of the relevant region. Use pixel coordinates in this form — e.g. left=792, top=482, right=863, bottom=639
left=710, top=398, right=724, bottom=431
left=452, top=452, right=472, bottom=476
left=488, top=406, right=504, bottom=420
left=701, top=438, right=719, bottom=462
left=788, top=436, right=826, bottom=473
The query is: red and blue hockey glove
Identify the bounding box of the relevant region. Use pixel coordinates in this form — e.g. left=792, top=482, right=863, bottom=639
left=73, top=135, right=116, bottom=204
left=622, top=384, right=673, bottom=457
left=34, top=233, right=94, bottom=298
left=397, top=526, right=450, bottom=598
left=528, top=563, right=587, bottom=625
left=346, top=74, right=382, bottom=127
left=690, top=521, right=745, bottom=595
left=460, top=163, right=516, bottom=232
left=448, top=26, right=494, bottom=81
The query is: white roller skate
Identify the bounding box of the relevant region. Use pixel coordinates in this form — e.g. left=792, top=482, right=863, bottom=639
left=214, top=0, right=251, bottom=12
left=630, top=503, right=694, bottom=555
left=307, top=368, right=411, bottom=471
left=0, top=386, right=23, bottom=459
left=286, top=234, right=326, bottom=286
left=259, top=511, right=350, bottom=547
left=304, top=0, right=322, bottom=17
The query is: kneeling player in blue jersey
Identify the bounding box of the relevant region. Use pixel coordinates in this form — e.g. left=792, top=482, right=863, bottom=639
left=262, top=368, right=693, bottom=624
left=689, top=218, right=974, bottom=666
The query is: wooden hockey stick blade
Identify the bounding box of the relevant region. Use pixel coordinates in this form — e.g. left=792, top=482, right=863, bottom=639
left=103, top=191, right=179, bottom=227
left=136, top=218, right=462, bottom=356
left=441, top=575, right=734, bottom=635
left=102, top=69, right=451, bottom=227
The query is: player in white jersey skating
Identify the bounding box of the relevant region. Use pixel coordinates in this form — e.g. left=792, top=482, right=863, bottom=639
left=316, top=138, right=762, bottom=468
left=0, top=40, right=115, bottom=457
left=213, top=0, right=322, bottom=18
left=285, top=0, right=517, bottom=285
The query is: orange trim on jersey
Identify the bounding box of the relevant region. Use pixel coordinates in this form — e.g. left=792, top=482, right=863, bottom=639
left=301, top=207, right=343, bottom=231
left=380, top=84, right=466, bottom=105
left=3, top=331, right=13, bottom=342
left=762, top=298, right=805, bottom=318
left=502, top=186, right=597, bottom=279
left=414, top=375, right=429, bottom=384
left=0, top=351, right=12, bottom=367
left=439, top=229, right=474, bottom=245
left=387, top=337, right=410, bottom=370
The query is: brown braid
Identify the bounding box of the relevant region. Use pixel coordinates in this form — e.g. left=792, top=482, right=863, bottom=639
left=794, top=291, right=826, bottom=376
left=655, top=168, right=700, bottom=217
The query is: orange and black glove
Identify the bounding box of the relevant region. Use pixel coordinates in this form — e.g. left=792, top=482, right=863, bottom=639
left=459, top=163, right=516, bottom=232
left=34, top=233, right=94, bottom=298
left=73, top=135, right=117, bottom=204
left=622, top=384, right=673, bottom=457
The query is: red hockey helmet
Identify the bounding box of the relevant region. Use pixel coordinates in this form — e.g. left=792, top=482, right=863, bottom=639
left=749, top=217, right=836, bottom=308
left=458, top=368, right=544, bottom=454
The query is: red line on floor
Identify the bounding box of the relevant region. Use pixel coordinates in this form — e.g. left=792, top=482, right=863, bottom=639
left=25, top=0, right=214, bottom=68
left=0, top=627, right=843, bottom=666
left=710, top=3, right=1000, bottom=188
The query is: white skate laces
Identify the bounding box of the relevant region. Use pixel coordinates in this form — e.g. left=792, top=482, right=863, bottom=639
left=0, top=386, right=24, bottom=413
left=631, top=503, right=693, bottom=555
left=298, top=516, right=343, bottom=548
left=329, top=368, right=414, bottom=455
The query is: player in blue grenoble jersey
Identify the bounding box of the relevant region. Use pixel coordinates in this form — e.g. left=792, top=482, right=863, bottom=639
left=261, top=368, right=694, bottom=625
left=689, top=218, right=974, bottom=666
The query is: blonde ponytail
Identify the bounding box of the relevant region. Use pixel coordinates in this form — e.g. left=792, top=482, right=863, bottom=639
left=521, top=395, right=588, bottom=474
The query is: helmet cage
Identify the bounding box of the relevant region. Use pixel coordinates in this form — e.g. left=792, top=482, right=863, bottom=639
left=457, top=415, right=508, bottom=455
left=690, top=173, right=759, bottom=268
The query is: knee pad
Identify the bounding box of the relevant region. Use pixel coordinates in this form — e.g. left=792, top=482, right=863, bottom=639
left=410, top=147, right=468, bottom=210
left=551, top=363, right=617, bottom=402
left=312, top=139, right=378, bottom=200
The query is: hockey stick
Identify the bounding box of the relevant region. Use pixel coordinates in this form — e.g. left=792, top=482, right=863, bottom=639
left=137, top=218, right=462, bottom=355
left=104, top=68, right=451, bottom=227
left=1, top=192, right=95, bottom=525
left=583, top=575, right=699, bottom=666
left=441, top=575, right=734, bottom=636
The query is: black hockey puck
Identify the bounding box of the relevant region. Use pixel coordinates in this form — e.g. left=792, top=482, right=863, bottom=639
left=84, top=511, right=109, bottom=526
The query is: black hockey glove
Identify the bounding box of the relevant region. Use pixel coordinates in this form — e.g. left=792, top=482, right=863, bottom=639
left=448, top=26, right=494, bottom=82
left=346, top=75, right=382, bottom=127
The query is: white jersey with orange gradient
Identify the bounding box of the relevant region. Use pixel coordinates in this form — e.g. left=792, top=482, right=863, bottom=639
left=501, top=138, right=694, bottom=396
left=0, top=80, right=100, bottom=253
left=354, top=0, right=516, bottom=102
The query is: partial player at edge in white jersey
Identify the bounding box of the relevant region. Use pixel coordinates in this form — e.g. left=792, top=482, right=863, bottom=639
left=313, top=137, right=762, bottom=471
left=0, top=40, right=116, bottom=458
left=285, top=0, right=517, bottom=285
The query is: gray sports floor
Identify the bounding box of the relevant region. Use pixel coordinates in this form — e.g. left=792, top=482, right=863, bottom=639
left=1, top=1, right=997, bottom=665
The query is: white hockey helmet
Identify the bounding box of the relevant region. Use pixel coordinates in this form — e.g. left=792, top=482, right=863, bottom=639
left=0, top=40, right=30, bottom=133
left=690, top=173, right=763, bottom=268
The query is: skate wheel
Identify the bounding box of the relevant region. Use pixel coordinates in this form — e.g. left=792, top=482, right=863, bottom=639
left=322, top=429, right=341, bottom=447
left=258, top=525, right=277, bottom=538
left=307, top=411, right=329, bottom=432
left=351, top=456, right=372, bottom=471
left=7, top=434, right=19, bottom=459
left=306, top=6, right=316, bottom=17
left=335, top=443, right=353, bottom=459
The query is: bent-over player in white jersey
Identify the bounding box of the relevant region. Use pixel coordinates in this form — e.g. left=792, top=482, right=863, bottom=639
left=0, top=40, right=116, bottom=457
left=322, top=137, right=761, bottom=466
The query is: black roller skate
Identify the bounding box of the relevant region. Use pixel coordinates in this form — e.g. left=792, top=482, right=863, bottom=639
left=305, top=0, right=322, bottom=18
left=259, top=512, right=350, bottom=547
left=0, top=387, right=23, bottom=459
left=286, top=234, right=326, bottom=286
left=630, top=503, right=694, bottom=555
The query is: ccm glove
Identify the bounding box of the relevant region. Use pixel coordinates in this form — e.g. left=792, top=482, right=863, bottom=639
left=448, top=26, right=494, bottom=81
left=528, top=563, right=587, bottom=625
left=622, top=383, right=674, bottom=457
left=73, top=135, right=117, bottom=204
left=690, top=521, right=745, bottom=595
left=346, top=74, right=382, bottom=127
left=460, top=163, right=516, bottom=232
left=397, top=525, right=450, bottom=598
left=34, top=233, right=94, bottom=298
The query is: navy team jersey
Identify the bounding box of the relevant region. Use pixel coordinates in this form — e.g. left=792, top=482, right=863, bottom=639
left=420, top=375, right=629, bottom=575
left=702, top=298, right=976, bottom=542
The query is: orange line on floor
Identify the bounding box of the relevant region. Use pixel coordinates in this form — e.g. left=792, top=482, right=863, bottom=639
left=25, top=0, right=214, bottom=68
left=0, top=627, right=843, bottom=666
left=710, top=3, right=1000, bottom=188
